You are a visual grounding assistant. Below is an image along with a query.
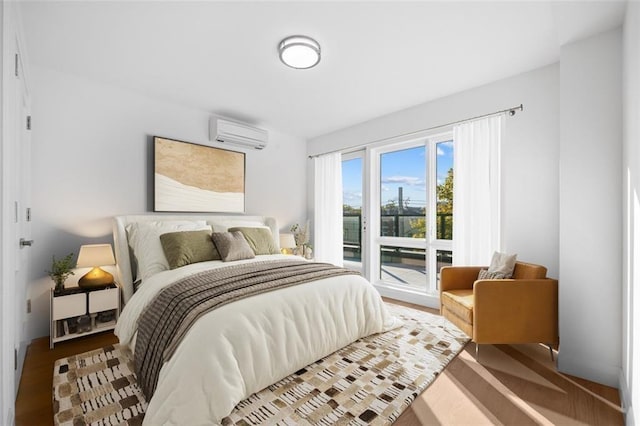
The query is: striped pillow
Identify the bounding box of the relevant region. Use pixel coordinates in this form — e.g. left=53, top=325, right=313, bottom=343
left=477, top=269, right=509, bottom=280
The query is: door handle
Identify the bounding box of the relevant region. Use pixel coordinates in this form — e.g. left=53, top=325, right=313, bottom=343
left=19, top=238, right=34, bottom=248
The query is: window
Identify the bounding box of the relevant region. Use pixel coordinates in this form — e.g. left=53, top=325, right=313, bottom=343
left=380, top=246, right=426, bottom=290
left=340, top=132, right=453, bottom=297
left=431, top=138, right=454, bottom=291
left=380, top=146, right=426, bottom=239
left=436, top=141, right=454, bottom=241
left=342, top=152, right=364, bottom=272
left=370, top=132, right=453, bottom=294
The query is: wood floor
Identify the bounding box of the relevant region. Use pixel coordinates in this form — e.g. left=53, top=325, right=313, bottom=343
left=15, top=299, right=623, bottom=425
left=16, top=332, right=118, bottom=426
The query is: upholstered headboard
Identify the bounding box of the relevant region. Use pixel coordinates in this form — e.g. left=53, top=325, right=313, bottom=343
left=113, top=214, right=280, bottom=304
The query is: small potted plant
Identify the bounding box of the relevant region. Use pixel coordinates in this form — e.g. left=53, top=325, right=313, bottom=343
left=47, top=253, right=75, bottom=294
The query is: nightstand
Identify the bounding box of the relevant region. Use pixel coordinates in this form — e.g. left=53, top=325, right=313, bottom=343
left=49, top=284, right=120, bottom=348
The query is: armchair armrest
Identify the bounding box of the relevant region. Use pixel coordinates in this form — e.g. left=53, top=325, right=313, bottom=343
left=473, top=278, right=559, bottom=345
left=440, top=266, right=485, bottom=292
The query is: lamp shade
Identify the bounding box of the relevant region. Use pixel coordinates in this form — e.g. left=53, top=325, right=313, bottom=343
left=76, top=244, right=115, bottom=268
left=279, top=233, right=297, bottom=249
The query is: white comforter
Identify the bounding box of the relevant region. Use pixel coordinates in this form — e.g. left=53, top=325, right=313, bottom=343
left=115, top=255, right=401, bottom=425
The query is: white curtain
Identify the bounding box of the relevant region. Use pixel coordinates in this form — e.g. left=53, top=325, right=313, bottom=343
left=452, top=115, right=503, bottom=265
left=314, top=152, right=343, bottom=266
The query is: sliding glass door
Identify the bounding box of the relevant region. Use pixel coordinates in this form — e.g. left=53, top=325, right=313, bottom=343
left=342, top=151, right=366, bottom=273
left=341, top=132, right=453, bottom=297
left=368, top=132, right=453, bottom=295
left=376, top=143, right=427, bottom=291
left=432, top=138, right=454, bottom=290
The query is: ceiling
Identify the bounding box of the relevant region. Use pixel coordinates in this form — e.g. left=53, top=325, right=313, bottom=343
left=20, top=1, right=626, bottom=140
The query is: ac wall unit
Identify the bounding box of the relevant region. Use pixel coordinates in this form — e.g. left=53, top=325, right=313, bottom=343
left=209, top=117, right=268, bottom=150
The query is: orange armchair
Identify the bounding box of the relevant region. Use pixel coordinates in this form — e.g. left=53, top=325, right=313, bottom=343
left=440, top=261, right=558, bottom=356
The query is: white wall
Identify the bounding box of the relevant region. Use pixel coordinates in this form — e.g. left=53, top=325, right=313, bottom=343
left=26, top=66, right=307, bottom=339
left=0, top=2, right=8, bottom=423
left=558, top=28, right=622, bottom=387
left=309, top=64, right=560, bottom=280
left=622, top=3, right=640, bottom=424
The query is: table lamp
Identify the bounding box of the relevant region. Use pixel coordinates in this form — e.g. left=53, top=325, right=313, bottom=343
left=279, top=233, right=297, bottom=255
left=76, top=244, right=116, bottom=289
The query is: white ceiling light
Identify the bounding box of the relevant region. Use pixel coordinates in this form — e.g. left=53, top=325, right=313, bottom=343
left=278, top=35, right=321, bottom=69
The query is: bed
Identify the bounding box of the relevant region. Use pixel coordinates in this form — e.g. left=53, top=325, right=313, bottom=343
left=112, top=214, right=401, bottom=425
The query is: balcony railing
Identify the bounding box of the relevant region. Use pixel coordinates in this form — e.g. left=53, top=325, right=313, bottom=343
left=343, top=213, right=452, bottom=262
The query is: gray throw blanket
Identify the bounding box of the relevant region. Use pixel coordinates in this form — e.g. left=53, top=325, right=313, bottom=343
left=134, top=259, right=359, bottom=399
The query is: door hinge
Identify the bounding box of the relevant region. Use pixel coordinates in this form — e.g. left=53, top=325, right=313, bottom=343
left=26, top=116, right=31, bottom=130
left=14, top=53, right=19, bottom=77
left=14, top=349, right=17, bottom=371
left=26, top=207, right=31, bottom=222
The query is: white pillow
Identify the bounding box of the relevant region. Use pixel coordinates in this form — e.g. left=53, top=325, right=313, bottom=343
left=488, top=251, right=518, bottom=278
left=126, top=221, right=210, bottom=282
left=208, top=220, right=267, bottom=232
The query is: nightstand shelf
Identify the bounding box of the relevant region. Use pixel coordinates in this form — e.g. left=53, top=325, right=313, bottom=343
left=49, top=284, right=120, bottom=349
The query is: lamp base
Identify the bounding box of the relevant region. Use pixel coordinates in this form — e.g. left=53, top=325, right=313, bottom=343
left=78, top=267, right=114, bottom=289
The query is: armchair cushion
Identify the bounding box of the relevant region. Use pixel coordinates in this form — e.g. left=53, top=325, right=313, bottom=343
left=441, top=289, right=474, bottom=323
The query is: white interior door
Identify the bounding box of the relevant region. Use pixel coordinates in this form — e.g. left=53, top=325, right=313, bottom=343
left=14, top=47, right=31, bottom=391
left=1, top=5, right=33, bottom=422
left=1, top=34, right=32, bottom=408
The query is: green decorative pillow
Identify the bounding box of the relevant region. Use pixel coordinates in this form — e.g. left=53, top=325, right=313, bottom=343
left=228, top=227, right=279, bottom=255
left=160, top=230, right=221, bottom=270
left=211, top=231, right=256, bottom=262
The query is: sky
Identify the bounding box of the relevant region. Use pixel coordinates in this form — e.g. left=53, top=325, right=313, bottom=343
left=342, top=140, right=453, bottom=209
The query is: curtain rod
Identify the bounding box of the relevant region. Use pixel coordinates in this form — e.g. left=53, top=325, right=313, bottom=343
left=308, top=103, right=524, bottom=159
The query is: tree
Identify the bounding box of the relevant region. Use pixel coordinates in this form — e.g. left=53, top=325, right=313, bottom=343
left=409, top=218, right=426, bottom=238
left=343, top=204, right=362, bottom=215
left=436, top=168, right=454, bottom=239
left=437, top=168, right=454, bottom=214
left=381, top=199, right=398, bottom=215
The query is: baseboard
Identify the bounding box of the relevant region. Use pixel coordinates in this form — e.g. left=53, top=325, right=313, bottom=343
left=626, top=407, right=635, bottom=426
left=557, top=354, right=620, bottom=388
left=619, top=369, right=634, bottom=426
left=15, top=340, right=28, bottom=394
left=373, top=284, right=440, bottom=310
left=6, top=407, right=15, bottom=426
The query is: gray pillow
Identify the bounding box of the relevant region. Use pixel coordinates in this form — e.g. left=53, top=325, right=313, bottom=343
left=488, top=251, right=517, bottom=278
left=211, top=231, right=256, bottom=262
left=228, top=227, right=279, bottom=255
left=160, top=230, right=221, bottom=270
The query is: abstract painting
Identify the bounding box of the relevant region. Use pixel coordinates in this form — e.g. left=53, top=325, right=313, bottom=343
left=154, top=136, right=245, bottom=212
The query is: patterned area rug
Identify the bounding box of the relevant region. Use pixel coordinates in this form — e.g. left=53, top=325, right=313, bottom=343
left=53, top=303, right=469, bottom=425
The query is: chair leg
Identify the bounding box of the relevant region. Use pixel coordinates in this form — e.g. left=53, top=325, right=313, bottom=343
left=475, top=343, right=479, bottom=361
left=548, top=344, right=554, bottom=362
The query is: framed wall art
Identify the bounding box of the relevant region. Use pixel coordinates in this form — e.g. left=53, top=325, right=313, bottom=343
left=154, top=136, right=245, bottom=213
